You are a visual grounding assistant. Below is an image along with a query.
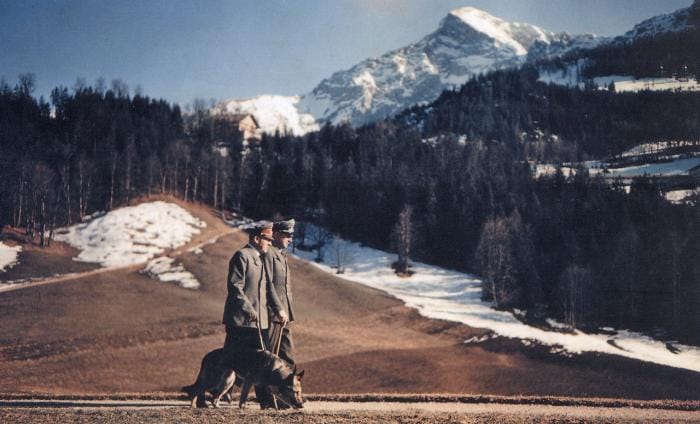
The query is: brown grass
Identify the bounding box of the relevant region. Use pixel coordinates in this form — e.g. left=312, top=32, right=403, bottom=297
left=0, top=198, right=698, bottom=401
left=0, top=229, right=99, bottom=282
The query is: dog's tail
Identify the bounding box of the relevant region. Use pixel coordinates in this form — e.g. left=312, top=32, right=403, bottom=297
left=182, top=350, right=212, bottom=397
left=181, top=383, right=197, bottom=397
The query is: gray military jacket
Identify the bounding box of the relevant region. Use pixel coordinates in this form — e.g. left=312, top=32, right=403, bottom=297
left=222, top=244, right=281, bottom=329
left=264, top=245, right=295, bottom=322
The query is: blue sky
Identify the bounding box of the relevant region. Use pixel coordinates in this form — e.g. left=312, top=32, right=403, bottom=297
left=0, top=0, right=692, bottom=107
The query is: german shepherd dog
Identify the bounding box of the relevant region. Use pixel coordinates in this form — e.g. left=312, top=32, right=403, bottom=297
left=182, top=347, right=304, bottom=409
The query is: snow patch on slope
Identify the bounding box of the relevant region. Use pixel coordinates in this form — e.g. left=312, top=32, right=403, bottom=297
left=621, top=141, right=699, bottom=158
left=0, top=242, right=21, bottom=272
left=534, top=157, right=700, bottom=179
left=538, top=64, right=700, bottom=93
left=609, top=77, right=700, bottom=93
left=54, top=201, right=206, bottom=268
left=599, top=157, right=700, bottom=178
left=665, top=189, right=699, bottom=204
left=142, top=256, right=200, bottom=289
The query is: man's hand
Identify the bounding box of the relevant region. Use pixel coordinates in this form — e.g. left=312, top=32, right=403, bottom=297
left=248, top=310, right=258, bottom=323
left=274, top=310, right=288, bottom=324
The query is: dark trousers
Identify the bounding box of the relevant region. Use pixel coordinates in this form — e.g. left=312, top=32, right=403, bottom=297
left=224, top=326, right=268, bottom=351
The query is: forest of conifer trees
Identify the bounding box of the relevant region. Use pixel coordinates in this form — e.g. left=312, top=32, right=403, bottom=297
left=1, top=67, right=698, bottom=344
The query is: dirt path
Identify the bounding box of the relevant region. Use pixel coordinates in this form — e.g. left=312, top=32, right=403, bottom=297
left=1, top=399, right=698, bottom=423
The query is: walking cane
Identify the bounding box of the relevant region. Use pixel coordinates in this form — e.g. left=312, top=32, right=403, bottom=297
left=270, top=320, right=286, bottom=355
left=268, top=320, right=287, bottom=410
left=254, top=319, right=277, bottom=409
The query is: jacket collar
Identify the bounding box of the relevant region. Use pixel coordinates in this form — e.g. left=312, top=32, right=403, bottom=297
left=246, top=243, right=263, bottom=257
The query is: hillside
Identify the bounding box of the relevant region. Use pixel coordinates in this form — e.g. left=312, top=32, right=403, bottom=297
left=0, top=199, right=698, bottom=400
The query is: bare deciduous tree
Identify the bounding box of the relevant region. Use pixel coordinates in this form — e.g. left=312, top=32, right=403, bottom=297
left=391, top=205, right=414, bottom=275
left=559, top=265, right=591, bottom=329
left=310, top=226, right=332, bottom=263
left=475, top=216, right=517, bottom=308
left=332, top=236, right=352, bottom=274
left=77, top=153, right=93, bottom=220
left=124, top=137, right=136, bottom=203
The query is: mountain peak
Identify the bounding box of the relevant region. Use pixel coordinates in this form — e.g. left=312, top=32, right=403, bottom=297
left=221, top=6, right=603, bottom=131
left=449, top=6, right=499, bottom=22
left=444, top=7, right=549, bottom=56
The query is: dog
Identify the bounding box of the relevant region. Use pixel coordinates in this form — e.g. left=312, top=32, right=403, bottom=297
left=181, top=348, right=236, bottom=408
left=182, top=347, right=304, bottom=409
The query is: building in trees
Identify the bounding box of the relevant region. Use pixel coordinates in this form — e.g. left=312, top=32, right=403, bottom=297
left=212, top=113, right=261, bottom=145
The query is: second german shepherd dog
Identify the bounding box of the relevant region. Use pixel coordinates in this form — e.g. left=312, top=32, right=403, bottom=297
left=182, top=347, right=304, bottom=409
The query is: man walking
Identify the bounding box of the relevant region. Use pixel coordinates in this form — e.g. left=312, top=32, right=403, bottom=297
left=222, top=222, right=275, bottom=353
left=265, top=219, right=297, bottom=366
left=220, top=222, right=285, bottom=409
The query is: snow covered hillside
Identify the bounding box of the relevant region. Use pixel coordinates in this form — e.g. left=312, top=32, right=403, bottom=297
left=598, top=157, right=700, bottom=178
left=0, top=242, right=21, bottom=272
left=534, top=156, right=700, bottom=180
left=286, top=224, right=700, bottom=373
left=54, top=201, right=206, bottom=268
left=538, top=65, right=700, bottom=93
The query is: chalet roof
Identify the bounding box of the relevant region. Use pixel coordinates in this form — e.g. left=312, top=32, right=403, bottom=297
left=239, top=114, right=259, bottom=128
left=219, top=113, right=259, bottom=128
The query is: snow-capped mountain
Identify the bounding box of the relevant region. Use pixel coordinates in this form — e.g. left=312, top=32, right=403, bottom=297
left=212, top=95, right=318, bottom=136
left=217, top=3, right=695, bottom=134
left=619, top=0, right=699, bottom=41
left=216, top=7, right=601, bottom=134
left=298, top=7, right=599, bottom=127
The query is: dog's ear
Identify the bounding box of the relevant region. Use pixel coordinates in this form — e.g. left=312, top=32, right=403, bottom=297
left=297, top=369, right=305, bottom=380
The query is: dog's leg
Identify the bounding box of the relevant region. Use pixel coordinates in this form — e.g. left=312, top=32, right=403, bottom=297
left=211, top=370, right=236, bottom=408
left=223, top=387, right=234, bottom=404
left=213, top=383, right=235, bottom=408
left=225, top=374, right=241, bottom=403
left=238, top=379, right=253, bottom=409
left=189, top=383, right=206, bottom=409
left=192, top=358, right=209, bottom=408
